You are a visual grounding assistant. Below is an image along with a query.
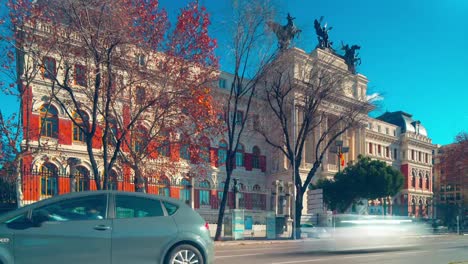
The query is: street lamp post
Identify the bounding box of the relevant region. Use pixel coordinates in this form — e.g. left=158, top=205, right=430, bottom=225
left=233, top=178, right=239, bottom=209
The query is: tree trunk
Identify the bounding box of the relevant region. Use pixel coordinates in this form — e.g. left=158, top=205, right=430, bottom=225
left=294, top=191, right=304, bottom=239
left=215, top=160, right=234, bottom=241
left=16, top=162, right=23, bottom=208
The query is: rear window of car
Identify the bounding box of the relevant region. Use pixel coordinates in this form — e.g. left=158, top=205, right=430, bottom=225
left=163, top=201, right=179, bottom=216
left=115, top=195, right=164, bottom=219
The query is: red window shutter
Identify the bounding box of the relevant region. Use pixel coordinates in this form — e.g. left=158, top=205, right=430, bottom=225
left=29, top=114, right=40, bottom=141
left=170, top=143, right=180, bottom=162
left=92, top=125, right=103, bottom=149
left=260, top=155, right=266, bottom=172
left=58, top=119, right=73, bottom=145
left=194, top=189, right=200, bottom=209
left=244, top=153, right=253, bottom=171
left=170, top=187, right=180, bottom=199
left=147, top=140, right=159, bottom=159
left=210, top=147, right=218, bottom=167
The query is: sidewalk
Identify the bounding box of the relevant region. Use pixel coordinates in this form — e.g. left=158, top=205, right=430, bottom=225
left=214, top=238, right=306, bottom=246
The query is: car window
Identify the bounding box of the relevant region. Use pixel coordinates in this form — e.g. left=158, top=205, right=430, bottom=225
left=32, top=194, right=108, bottom=222
left=115, top=195, right=164, bottom=219
left=4, top=213, right=29, bottom=224
left=163, top=201, right=179, bottom=216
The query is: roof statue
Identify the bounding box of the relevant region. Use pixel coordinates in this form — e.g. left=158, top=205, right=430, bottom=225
left=341, top=43, right=361, bottom=74
left=267, top=13, right=302, bottom=51
left=314, top=16, right=333, bottom=50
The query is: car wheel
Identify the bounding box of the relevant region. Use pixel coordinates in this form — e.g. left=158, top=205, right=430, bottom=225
left=167, top=244, right=204, bottom=264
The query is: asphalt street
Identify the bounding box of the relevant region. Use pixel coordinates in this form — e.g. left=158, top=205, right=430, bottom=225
left=215, top=235, right=468, bottom=264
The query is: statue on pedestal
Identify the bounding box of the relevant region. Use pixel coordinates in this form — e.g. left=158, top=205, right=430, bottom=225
left=267, top=13, right=302, bottom=51
left=341, top=43, right=361, bottom=74
left=314, top=16, right=333, bottom=50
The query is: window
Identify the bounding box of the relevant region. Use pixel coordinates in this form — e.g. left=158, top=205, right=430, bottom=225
left=163, top=202, right=179, bottom=215
left=137, top=54, right=146, bottom=66
left=377, top=145, right=382, bottom=155
left=218, top=140, right=227, bottom=165
left=393, top=148, right=397, bottom=159
left=386, top=147, right=389, bottom=158
left=425, top=153, right=429, bottom=163
left=418, top=152, right=422, bottom=162
left=73, top=111, right=89, bottom=142
left=132, top=126, right=148, bottom=154
left=456, top=193, right=461, bottom=200
left=385, top=127, right=389, bottom=135
left=252, top=146, right=261, bottom=169
left=180, top=178, right=191, bottom=204
left=411, top=171, right=416, bottom=188
left=235, top=144, right=244, bottom=167
left=179, top=135, right=191, bottom=160
left=377, top=125, right=381, bottom=133
left=115, top=195, right=164, bottom=219
left=32, top=194, right=107, bottom=222
left=218, top=78, right=226, bottom=89
left=199, top=137, right=210, bottom=162
left=74, top=64, right=87, bottom=86
left=411, top=150, right=415, bottom=160
left=40, top=104, right=59, bottom=138
left=157, top=132, right=170, bottom=157
left=199, top=180, right=210, bottom=206
left=136, top=86, right=145, bottom=104
left=393, top=130, right=396, bottom=136
left=40, top=163, right=58, bottom=197
left=419, top=173, right=423, bottom=188
left=425, top=174, right=429, bottom=189
left=43, top=57, right=56, bottom=79
left=235, top=110, right=243, bottom=125
left=218, top=182, right=225, bottom=204
left=74, top=166, right=90, bottom=192
left=158, top=177, right=170, bottom=197
left=368, top=143, right=373, bottom=154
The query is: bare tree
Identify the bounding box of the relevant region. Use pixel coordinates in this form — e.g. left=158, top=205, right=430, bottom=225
left=214, top=0, right=278, bottom=241
left=257, top=49, right=373, bottom=237
left=9, top=0, right=217, bottom=190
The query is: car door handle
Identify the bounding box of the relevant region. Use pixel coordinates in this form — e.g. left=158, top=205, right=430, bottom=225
left=94, top=225, right=111, bottom=231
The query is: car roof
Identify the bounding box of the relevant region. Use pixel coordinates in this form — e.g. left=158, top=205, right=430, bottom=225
left=0, top=191, right=187, bottom=221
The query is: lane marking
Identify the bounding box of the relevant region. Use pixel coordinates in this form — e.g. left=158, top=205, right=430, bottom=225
left=216, top=245, right=299, bottom=253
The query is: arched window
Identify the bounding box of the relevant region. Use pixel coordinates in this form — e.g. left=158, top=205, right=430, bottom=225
left=73, top=111, right=89, bottom=142
left=252, top=146, right=261, bottom=169
left=132, top=126, right=148, bottom=154
left=199, top=137, right=210, bottom=162
left=40, top=104, right=58, bottom=138
left=199, top=180, right=210, bottom=206
left=75, top=166, right=90, bottom=192
left=253, top=184, right=261, bottom=192
left=40, top=162, right=58, bottom=196
left=418, top=173, right=423, bottom=188
left=425, top=173, right=430, bottom=189
left=157, top=131, right=170, bottom=157
left=218, top=140, right=227, bottom=165
left=218, top=182, right=225, bottom=203
left=411, top=170, right=416, bottom=188
left=107, top=117, right=118, bottom=146
left=180, top=135, right=191, bottom=160
left=180, top=178, right=191, bottom=204
left=411, top=199, right=416, bottom=216
left=158, top=177, right=170, bottom=197
left=235, top=144, right=244, bottom=167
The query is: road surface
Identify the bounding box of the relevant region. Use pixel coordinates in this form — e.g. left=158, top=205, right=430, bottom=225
left=215, top=235, right=468, bottom=264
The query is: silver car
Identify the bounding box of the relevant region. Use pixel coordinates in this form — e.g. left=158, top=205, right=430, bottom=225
left=0, top=191, right=213, bottom=264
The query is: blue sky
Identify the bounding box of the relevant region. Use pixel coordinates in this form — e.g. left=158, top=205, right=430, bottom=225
left=2, top=0, right=466, bottom=146
left=162, top=0, right=468, bottom=146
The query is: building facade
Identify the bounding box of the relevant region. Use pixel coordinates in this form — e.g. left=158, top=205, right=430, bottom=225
left=15, top=43, right=435, bottom=228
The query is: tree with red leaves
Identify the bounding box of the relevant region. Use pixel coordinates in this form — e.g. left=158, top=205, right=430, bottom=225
left=1, top=0, right=219, bottom=195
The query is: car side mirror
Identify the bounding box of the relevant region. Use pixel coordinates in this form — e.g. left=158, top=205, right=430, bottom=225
left=32, top=210, right=50, bottom=227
